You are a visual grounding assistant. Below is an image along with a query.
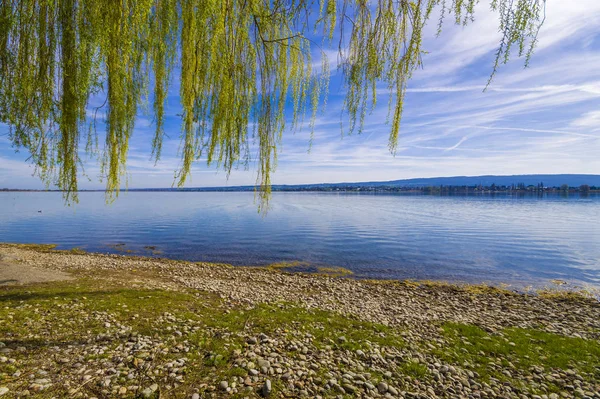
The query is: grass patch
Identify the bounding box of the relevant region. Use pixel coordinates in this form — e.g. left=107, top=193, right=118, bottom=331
left=0, top=279, right=404, bottom=398
left=267, top=260, right=310, bottom=271
left=537, top=289, right=595, bottom=301
left=267, top=261, right=354, bottom=278
left=0, top=243, right=58, bottom=252
left=187, top=302, right=404, bottom=352
left=460, top=284, right=516, bottom=296
left=436, top=322, right=600, bottom=390
left=66, top=247, right=87, bottom=255
left=316, top=266, right=354, bottom=277
left=0, top=280, right=212, bottom=340
left=398, top=359, right=429, bottom=379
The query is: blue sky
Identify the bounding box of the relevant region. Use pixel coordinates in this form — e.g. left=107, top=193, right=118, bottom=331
left=1, top=0, right=600, bottom=189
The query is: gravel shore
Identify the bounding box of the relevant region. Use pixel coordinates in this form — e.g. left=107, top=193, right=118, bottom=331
left=0, top=244, right=599, bottom=399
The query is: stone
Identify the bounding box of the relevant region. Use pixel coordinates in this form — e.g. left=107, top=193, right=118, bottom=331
left=262, top=379, right=272, bottom=397
left=219, top=381, right=228, bottom=391
left=342, top=384, right=357, bottom=393
left=377, top=381, right=389, bottom=394
left=334, top=384, right=346, bottom=394
left=0, top=387, right=8, bottom=396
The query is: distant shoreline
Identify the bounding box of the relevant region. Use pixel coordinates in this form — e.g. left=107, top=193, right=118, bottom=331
left=3, top=173, right=600, bottom=193
left=2, top=188, right=599, bottom=193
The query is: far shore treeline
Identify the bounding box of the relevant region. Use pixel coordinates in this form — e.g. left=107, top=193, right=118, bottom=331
left=3, top=175, right=600, bottom=194
left=2, top=185, right=598, bottom=194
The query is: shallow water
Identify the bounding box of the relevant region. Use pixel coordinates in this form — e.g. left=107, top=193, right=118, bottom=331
left=1, top=191, right=599, bottom=289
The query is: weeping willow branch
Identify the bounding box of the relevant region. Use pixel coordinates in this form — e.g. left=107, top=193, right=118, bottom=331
left=0, top=0, right=545, bottom=207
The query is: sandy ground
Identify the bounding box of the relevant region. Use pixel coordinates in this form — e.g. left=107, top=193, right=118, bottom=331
left=0, top=254, right=73, bottom=285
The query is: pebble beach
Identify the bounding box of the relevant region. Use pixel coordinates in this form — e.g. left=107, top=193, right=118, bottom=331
left=1, top=244, right=599, bottom=399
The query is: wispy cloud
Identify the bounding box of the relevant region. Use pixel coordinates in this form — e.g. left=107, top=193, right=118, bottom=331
left=571, top=110, right=600, bottom=131
left=406, top=83, right=600, bottom=94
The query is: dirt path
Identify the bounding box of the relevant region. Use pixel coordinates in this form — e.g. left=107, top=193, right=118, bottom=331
left=0, top=254, right=73, bottom=285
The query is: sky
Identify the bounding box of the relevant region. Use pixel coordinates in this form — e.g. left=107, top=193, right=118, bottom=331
left=1, top=0, right=600, bottom=189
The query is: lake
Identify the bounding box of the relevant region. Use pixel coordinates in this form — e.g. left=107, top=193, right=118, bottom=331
left=1, top=191, right=599, bottom=289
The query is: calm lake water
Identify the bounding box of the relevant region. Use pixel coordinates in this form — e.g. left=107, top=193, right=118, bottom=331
left=1, top=192, right=599, bottom=289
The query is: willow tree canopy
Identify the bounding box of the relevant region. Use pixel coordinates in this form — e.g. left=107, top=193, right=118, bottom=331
left=0, top=0, right=545, bottom=207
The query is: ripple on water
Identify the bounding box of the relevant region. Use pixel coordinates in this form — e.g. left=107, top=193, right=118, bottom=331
left=0, top=191, right=599, bottom=288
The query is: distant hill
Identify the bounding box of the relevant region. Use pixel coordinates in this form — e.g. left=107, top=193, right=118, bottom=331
left=10, top=174, right=591, bottom=192
left=314, top=174, right=600, bottom=188
left=123, top=174, right=600, bottom=192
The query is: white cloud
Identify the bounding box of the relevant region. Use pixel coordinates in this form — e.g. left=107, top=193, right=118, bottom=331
left=407, top=83, right=600, bottom=94
left=571, top=111, right=600, bottom=131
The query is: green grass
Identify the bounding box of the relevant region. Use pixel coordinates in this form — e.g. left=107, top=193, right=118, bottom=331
left=0, top=243, right=58, bottom=252
left=398, top=360, right=429, bottom=380
left=0, top=280, right=404, bottom=398
left=316, top=266, right=354, bottom=277
left=266, top=260, right=311, bottom=270
left=0, top=280, right=210, bottom=336
left=200, top=303, right=403, bottom=350
left=436, top=322, right=600, bottom=393
left=266, top=261, right=354, bottom=278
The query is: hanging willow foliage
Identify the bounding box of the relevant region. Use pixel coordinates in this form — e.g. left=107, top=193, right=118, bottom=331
left=0, top=0, right=545, bottom=207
